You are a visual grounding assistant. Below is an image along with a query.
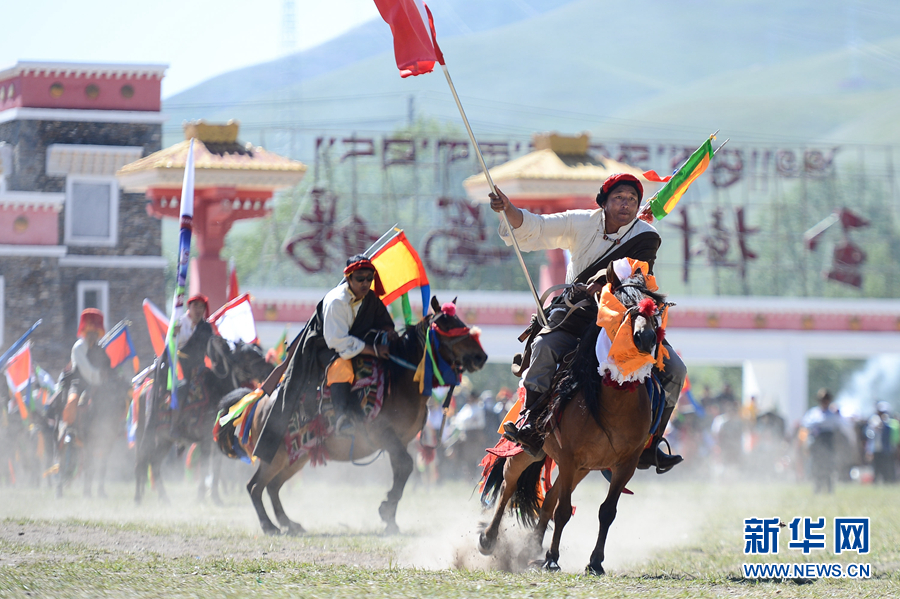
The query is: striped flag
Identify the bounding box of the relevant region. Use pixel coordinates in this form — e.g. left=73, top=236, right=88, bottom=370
left=163, top=138, right=196, bottom=409
left=374, top=0, right=444, bottom=77
left=643, top=137, right=714, bottom=221
left=4, top=342, right=32, bottom=419
left=273, top=328, right=288, bottom=363
left=370, top=229, right=430, bottom=317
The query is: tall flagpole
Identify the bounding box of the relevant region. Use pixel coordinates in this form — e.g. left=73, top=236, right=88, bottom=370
left=164, top=138, right=196, bottom=409
left=440, top=65, right=549, bottom=327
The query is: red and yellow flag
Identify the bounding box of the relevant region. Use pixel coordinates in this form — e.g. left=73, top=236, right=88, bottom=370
left=370, top=230, right=430, bottom=308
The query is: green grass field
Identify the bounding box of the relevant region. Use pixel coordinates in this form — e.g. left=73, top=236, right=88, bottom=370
left=1, top=471, right=898, bottom=598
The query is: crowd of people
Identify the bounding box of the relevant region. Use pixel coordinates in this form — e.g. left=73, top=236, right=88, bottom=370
left=407, top=379, right=900, bottom=491
left=665, top=384, right=899, bottom=491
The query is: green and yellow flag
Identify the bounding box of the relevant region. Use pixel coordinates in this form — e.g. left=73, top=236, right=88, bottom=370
left=643, top=136, right=714, bottom=221
left=273, top=328, right=288, bottom=363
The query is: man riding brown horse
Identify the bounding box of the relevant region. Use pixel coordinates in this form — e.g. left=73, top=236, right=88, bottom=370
left=321, top=255, right=398, bottom=433
left=489, top=173, right=685, bottom=472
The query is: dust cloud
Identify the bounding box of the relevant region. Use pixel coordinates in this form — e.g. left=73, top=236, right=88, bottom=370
left=2, top=447, right=788, bottom=575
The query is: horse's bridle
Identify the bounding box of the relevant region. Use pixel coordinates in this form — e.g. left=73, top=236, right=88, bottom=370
left=615, top=283, right=673, bottom=357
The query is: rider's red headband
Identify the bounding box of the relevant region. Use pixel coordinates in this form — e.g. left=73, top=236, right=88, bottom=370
left=343, top=259, right=385, bottom=296
left=187, top=294, right=210, bottom=318
left=77, top=308, right=105, bottom=338
left=596, top=173, right=644, bottom=207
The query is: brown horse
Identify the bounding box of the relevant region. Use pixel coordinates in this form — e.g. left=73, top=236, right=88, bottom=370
left=215, top=296, right=488, bottom=535
left=133, top=337, right=273, bottom=504
left=478, top=261, right=670, bottom=574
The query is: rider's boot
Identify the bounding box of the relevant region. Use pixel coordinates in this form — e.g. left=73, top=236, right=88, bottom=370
left=331, top=382, right=364, bottom=434
left=502, top=389, right=548, bottom=458
left=637, top=405, right=683, bottom=473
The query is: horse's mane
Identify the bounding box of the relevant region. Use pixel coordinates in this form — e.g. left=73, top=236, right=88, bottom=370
left=552, top=273, right=665, bottom=433
left=551, top=324, right=605, bottom=433
left=385, top=318, right=430, bottom=385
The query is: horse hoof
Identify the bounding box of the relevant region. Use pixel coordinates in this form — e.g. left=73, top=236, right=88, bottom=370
left=542, top=559, right=561, bottom=572
left=585, top=564, right=605, bottom=576
left=262, top=525, right=281, bottom=537
left=383, top=523, right=400, bottom=536
left=286, top=524, right=306, bottom=536
left=477, top=532, right=496, bottom=556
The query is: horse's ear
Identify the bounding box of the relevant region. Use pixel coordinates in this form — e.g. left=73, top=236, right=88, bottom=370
left=606, top=261, right=621, bottom=290
left=452, top=296, right=457, bottom=305
left=430, top=296, right=441, bottom=314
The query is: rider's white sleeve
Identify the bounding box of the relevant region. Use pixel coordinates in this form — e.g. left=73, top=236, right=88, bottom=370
left=71, top=339, right=104, bottom=387
left=321, top=284, right=366, bottom=359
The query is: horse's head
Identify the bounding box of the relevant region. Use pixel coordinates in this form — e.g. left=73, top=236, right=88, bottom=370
left=207, top=336, right=274, bottom=388
left=605, top=260, right=669, bottom=356
left=427, top=295, right=488, bottom=373
left=232, top=341, right=275, bottom=385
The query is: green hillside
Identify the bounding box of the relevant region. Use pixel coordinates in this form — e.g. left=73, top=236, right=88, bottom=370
left=162, top=0, right=900, bottom=150
left=158, top=0, right=900, bottom=300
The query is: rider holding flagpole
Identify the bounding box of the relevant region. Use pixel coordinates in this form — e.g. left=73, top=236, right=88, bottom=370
left=489, top=175, right=686, bottom=473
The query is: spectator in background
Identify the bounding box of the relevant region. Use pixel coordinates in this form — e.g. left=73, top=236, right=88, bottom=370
left=711, top=399, right=744, bottom=470
left=800, top=388, right=856, bottom=494
left=866, top=401, right=899, bottom=484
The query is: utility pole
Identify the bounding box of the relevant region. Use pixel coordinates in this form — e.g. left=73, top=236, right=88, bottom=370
left=281, top=0, right=297, bottom=55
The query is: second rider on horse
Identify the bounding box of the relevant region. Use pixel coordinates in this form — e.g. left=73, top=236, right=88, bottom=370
left=322, top=255, right=397, bottom=432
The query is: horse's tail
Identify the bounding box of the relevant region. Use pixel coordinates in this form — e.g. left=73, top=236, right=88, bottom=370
left=479, top=454, right=506, bottom=509
left=213, top=387, right=254, bottom=459
left=554, top=325, right=609, bottom=437
left=509, top=458, right=551, bottom=529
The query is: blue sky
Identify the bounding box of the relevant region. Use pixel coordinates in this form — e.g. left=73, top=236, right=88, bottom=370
left=0, top=0, right=381, bottom=98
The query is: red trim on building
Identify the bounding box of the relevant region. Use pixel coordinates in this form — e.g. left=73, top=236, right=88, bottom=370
left=0, top=63, right=164, bottom=113
left=249, top=297, right=900, bottom=333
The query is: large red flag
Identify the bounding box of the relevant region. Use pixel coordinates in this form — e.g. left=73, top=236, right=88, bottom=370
left=143, top=299, right=169, bottom=358
left=226, top=258, right=240, bottom=302
left=374, top=0, right=444, bottom=77
left=4, top=343, right=31, bottom=419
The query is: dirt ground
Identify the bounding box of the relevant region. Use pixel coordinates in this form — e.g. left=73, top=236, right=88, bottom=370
left=0, top=456, right=713, bottom=574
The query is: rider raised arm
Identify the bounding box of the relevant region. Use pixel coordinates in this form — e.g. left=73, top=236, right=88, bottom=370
left=489, top=174, right=686, bottom=472
left=322, top=254, right=396, bottom=432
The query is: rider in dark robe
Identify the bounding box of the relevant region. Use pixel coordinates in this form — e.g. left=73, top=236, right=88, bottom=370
left=489, top=173, right=686, bottom=472
left=254, top=255, right=395, bottom=462
left=175, top=294, right=215, bottom=405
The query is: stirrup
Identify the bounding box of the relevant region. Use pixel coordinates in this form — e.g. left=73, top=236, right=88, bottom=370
left=653, top=437, right=683, bottom=474
left=334, top=414, right=358, bottom=436
left=502, top=422, right=545, bottom=458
